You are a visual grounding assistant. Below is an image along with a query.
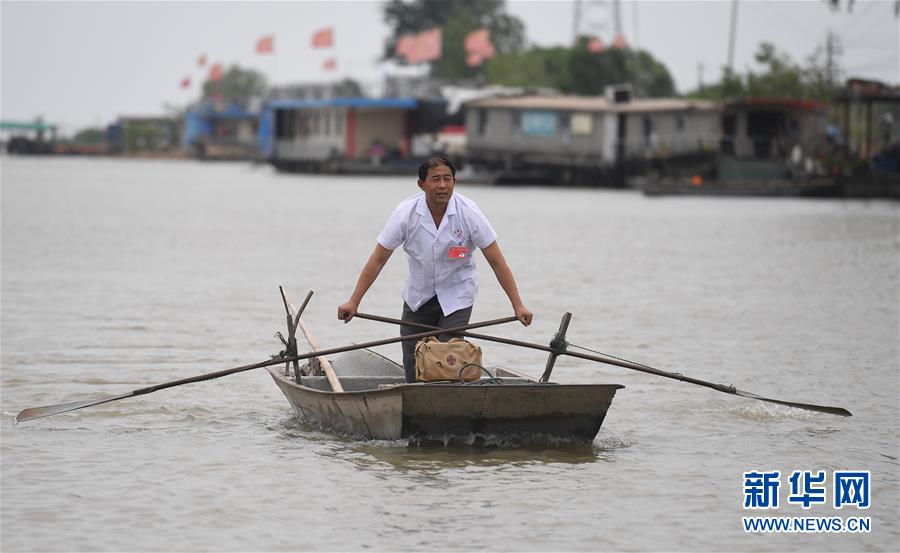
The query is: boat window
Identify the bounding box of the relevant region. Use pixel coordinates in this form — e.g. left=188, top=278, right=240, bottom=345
left=571, top=113, right=593, bottom=135
left=478, top=109, right=487, bottom=137
left=559, top=112, right=571, bottom=143
left=521, top=111, right=556, bottom=136
left=643, top=117, right=654, bottom=138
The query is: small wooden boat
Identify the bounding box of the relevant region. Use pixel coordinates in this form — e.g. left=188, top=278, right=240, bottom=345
left=267, top=349, right=623, bottom=443
left=268, top=289, right=623, bottom=444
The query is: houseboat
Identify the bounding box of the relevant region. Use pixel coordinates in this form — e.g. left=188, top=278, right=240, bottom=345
left=258, top=96, right=455, bottom=174
left=642, top=98, right=845, bottom=196
left=182, top=102, right=259, bottom=161
left=463, top=89, right=720, bottom=186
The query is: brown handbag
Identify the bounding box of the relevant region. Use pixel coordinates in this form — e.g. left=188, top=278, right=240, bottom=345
left=414, top=337, right=483, bottom=382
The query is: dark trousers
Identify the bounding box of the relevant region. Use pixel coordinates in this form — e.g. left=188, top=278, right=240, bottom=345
left=401, top=296, right=473, bottom=383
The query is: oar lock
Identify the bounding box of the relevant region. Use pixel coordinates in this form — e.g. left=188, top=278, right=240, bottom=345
left=549, top=333, right=569, bottom=355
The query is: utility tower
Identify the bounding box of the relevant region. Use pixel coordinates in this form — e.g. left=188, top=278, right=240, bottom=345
left=572, top=0, right=623, bottom=44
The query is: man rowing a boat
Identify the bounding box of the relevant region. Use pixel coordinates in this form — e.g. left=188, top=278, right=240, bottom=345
left=338, top=156, right=533, bottom=382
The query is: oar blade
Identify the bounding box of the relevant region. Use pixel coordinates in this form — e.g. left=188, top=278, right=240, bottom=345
left=16, top=393, right=134, bottom=424
left=735, top=389, right=852, bottom=417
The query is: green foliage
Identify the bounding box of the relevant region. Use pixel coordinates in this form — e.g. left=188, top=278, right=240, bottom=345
left=632, top=50, right=677, bottom=97
left=202, top=65, right=267, bottom=104
left=486, top=47, right=572, bottom=89
left=485, top=37, right=676, bottom=97
left=382, top=0, right=525, bottom=79
left=566, top=38, right=631, bottom=94
left=121, top=121, right=175, bottom=152
left=333, top=78, right=364, bottom=97
left=71, top=127, right=107, bottom=145
left=689, top=42, right=834, bottom=101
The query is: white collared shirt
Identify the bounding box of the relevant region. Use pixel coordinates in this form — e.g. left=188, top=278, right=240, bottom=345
left=377, top=191, right=497, bottom=315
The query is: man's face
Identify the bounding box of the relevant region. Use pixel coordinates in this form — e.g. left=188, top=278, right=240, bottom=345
left=418, top=164, right=455, bottom=208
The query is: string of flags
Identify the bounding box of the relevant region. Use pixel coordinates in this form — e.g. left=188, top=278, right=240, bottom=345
left=208, top=63, right=223, bottom=82
left=256, top=35, right=274, bottom=54
left=180, top=25, right=630, bottom=88
left=311, top=27, right=333, bottom=48
left=310, top=27, right=336, bottom=72
left=464, top=28, right=495, bottom=67
left=395, top=27, right=442, bottom=64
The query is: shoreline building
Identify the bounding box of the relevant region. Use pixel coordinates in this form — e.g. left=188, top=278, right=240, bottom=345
left=258, top=96, right=454, bottom=173
left=182, top=102, right=259, bottom=161
left=463, top=90, right=720, bottom=186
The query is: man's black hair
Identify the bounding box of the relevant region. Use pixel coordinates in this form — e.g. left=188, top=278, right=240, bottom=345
left=417, top=156, right=456, bottom=181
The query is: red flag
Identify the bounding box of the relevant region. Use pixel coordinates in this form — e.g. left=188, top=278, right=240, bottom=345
left=464, top=28, right=495, bottom=67
left=395, top=35, right=415, bottom=58
left=406, top=27, right=441, bottom=64
left=208, top=63, right=223, bottom=82
left=464, top=28, right=495, bottom=58
left=197, top=54, right=207, bottom=67
left=180, top=76, right=191, bottom=89
left=256, top=35, right=274, bottom=54
left=588, top=37, right=604, bottom=53
left=612, top=34, right=626, bottom=49
left=323, top=58, right=337, bottom=71
left=466, top=53, right=484, bottom=68
left=312, top=27, right=333, bottom=48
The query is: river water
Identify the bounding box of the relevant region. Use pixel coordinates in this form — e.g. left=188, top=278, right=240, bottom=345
left=1, top=157, right=898, bottom=552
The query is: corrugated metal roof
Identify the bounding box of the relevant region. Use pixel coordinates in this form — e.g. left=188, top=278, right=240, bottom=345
left=465, top=95, right=719, bottom=113
left=269, top=97, right=419, bottom=110
left=466, top=95, right=610, bottom=111
left=617, top=99, right=719, bottom=112
left=724, top=98, right=827, bottom=112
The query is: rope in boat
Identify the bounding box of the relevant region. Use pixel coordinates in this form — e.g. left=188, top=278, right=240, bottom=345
left=460, top=364, right=504, bottom=385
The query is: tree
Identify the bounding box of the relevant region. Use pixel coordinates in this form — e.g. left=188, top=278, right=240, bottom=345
left=565, top=38, right=630, bottom=95
left=201, top=65, right=267, bottom=105
left=382, top=0, right=525, bottom=79
left=72, top=127, right=107, bottom=145
left=632, top=50, right=677, bottom=98
left=485, top=38, right=676, bottom=97
left=485, top=47, right=572, bottom=89
left=829, top=0, right=899, bottom=17
left=688, top=42, right=835, bottom=101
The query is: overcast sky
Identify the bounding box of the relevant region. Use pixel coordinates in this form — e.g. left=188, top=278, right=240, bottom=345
left=2, top=0, right=898, bottom=134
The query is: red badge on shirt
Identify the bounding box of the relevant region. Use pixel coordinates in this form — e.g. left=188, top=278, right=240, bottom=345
left=448, top=246, right=469, bottom=259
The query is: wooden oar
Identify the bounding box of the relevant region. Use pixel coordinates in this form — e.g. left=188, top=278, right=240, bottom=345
left=352, top=312, right=852, bottom=417
left=15, top=315, right=519, bottom=424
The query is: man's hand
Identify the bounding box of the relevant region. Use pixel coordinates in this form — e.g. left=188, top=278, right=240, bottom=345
left=515, top=305, right=533, bottom=326
left=338, top=301, right=358, bottom=323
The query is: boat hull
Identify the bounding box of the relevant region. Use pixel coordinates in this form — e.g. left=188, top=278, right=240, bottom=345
left=268, top=367, right=623, bottom=442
